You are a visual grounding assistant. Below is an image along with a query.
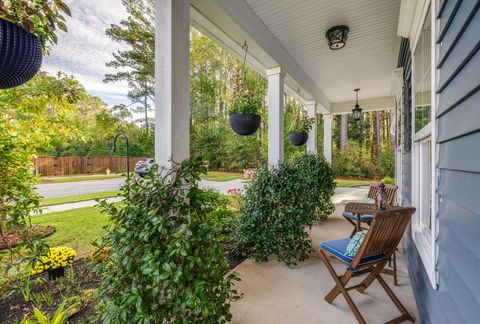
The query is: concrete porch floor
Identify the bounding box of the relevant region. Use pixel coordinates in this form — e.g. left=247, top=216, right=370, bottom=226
left=230, top=203, right=419, bottom=324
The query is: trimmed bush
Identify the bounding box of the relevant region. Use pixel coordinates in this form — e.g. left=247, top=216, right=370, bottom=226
left=236, top=154, right=335, bottom=266
left=94, top=158, right=240, bottom=323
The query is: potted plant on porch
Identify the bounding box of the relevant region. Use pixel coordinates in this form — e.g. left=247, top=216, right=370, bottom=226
left=288, top=103, right=315, bottom=146
left=0, top=0, right=71, bottom=89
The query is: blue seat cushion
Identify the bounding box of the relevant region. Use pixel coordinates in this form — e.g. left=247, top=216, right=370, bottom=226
left=320, top=238, right=384, bottom=265
left=343, top=211, right=373, bottom=222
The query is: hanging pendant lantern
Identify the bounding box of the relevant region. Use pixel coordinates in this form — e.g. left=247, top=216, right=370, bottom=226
left=352, top=88, right=362, bottom=121
left=326, top=25, right=349, bottom=50
left=0, top=18, right=43, bottom=89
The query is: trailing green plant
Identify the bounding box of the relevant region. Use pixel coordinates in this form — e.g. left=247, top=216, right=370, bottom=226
left=0, top=0, right=71, bottom=52
left=236, top=153, right=335, bottom=266
left=382, top=176, right=395, bottom=185
left=287, top=102, right=315, bottom=134
left=94, top=158, right=240, bottom=323
left=228, top=92, right=261, bottom=115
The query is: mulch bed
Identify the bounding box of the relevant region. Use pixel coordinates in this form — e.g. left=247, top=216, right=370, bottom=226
left=0, top=259, right=101, bottom=323
left=1, top=249, right=246, bottom=323
left=0, top=225, right=56, bottom=250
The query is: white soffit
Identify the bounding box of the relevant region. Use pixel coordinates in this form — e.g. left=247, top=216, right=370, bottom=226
left=244, top=0, right=402, bottom=103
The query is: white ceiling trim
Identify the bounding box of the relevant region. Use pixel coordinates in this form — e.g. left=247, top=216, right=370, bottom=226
left=331, top=96, right=395, bottom=115
left=190, top=0, right=331, bottom=113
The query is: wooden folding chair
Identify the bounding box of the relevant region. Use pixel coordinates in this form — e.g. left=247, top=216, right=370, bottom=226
left=320, top=206, right=416, bottom=324
left=343, top=184, right=399, bottom=234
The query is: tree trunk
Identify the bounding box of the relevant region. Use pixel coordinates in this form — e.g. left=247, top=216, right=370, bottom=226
left=375, top=111, right=381, bottom=160
left=340, top=114, right=348, bottom=150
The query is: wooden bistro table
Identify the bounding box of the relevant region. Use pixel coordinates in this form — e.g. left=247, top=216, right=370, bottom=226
left=344, top=201, right=400, bottom=285
left=344, top=201, right=377, bottom=234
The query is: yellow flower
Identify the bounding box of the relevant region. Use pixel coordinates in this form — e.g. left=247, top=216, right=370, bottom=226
left=32, top=246, right=77, bottom=274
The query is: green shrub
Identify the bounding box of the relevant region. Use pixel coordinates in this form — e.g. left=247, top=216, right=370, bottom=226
left=94, top=158, right=240, bottom=323
left=382, top=176, right=395, bottom=185
left=236, top=154, right=335, bottom=266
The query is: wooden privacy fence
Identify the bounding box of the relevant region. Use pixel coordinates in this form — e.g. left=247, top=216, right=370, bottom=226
left=35, top=156, right=147, bottom=176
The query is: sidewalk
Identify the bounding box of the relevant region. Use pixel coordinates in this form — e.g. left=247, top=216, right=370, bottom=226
left=40, top=197, right=122, bottom=214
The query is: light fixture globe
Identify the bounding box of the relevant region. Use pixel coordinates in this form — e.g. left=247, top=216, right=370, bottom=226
left=352, top=88, right=362, bottom=121
left=326, top=25, right=349, bottom=50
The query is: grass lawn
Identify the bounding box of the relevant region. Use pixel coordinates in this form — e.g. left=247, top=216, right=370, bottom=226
left=39, top=190, right=120, bottom=206
left=40, top=174, right=124, bottom=184
left=202, top=171, right=243, bottom=182
left=32, top=206, right=109, bottom=258
left=336, top=179, right=373, bottom=187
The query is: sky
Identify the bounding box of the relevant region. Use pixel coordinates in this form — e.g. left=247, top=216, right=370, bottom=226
left=42, top=0, right=131, bottom=107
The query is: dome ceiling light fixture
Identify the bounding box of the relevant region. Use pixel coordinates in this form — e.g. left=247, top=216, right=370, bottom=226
left=352, top=88, right=362, bottom=121
left=326, top=25, right=349, bottom=50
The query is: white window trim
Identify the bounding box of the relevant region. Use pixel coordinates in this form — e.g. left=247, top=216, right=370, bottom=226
left=410, top=0, right=439, bottom=290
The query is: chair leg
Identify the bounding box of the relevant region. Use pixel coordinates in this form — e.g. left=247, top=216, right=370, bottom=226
left=393, top=251, right=398, bottom=286
left=320, top=251, right=367, bottom=324
left=377, top=274, right=414, bottom=323
left=355, top=260, right=388, bottom=293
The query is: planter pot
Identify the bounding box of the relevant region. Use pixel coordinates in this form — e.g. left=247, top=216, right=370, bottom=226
left=0, top=18, right=43, bottom=89
left=47, top=267, right=65, bottom=281
left=229, top=114, right=261, bottom=136
left=289, top=132, right=309, bottom=146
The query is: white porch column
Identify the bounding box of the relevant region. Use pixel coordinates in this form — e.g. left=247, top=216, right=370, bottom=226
left=305, top=100, right=317, bottom=154
left=154, top=0, right=190, bottom=168
left=266, top=67, right=285, bottom=168
left=323, top=114, right=333, bottom=163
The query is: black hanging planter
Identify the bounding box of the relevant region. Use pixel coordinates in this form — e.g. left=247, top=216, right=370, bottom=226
left=229, top=114, right=261, bottom=136
left=289, top=132, right=309, bottom=146
left=0, top=18, right=43, bottom=89
left=47, top=267, right=65, bottom=281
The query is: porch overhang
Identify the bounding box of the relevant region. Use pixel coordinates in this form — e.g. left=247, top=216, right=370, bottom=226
left=190, top=0, right=332, bottom=113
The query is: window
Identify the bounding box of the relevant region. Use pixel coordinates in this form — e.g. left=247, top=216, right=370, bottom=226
left=411, top=5, right=438, bottom=289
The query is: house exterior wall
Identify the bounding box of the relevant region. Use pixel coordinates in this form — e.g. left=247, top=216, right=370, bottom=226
left=402, top=1, right=480, bottom=323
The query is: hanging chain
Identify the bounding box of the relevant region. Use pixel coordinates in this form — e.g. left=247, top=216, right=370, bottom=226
left=241, top=41, right=249, bottom=85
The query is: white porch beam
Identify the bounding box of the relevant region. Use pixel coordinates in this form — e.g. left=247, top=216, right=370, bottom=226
left=323, top=114, right=333, bottom=163
left=267, top=67, right=285, bottom=168
left=190, top=0, right=331, bottom=114
left=155, top=0, right=190, bottom=168
left=305, top=101, right=317, bottom=154
left=330, top=96, right=395, bottom=115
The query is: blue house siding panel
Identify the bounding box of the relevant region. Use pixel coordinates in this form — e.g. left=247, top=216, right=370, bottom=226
left=402, top=1, right=480, bottom=323
left=402, top=152, right=412, bottom=205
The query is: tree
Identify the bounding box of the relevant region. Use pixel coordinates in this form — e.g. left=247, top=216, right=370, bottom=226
left=0, top=72, right=84, bottom=280
left=104, top=0, right=155, bottom=136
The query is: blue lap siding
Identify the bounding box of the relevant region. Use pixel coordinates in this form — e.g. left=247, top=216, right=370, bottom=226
left=402, top=1, right=480, bottom=323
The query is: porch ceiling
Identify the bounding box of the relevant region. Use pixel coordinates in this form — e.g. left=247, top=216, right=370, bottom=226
left=245, top=0, right=401, bottom=103
left=191, top=0, right=401, bottom=112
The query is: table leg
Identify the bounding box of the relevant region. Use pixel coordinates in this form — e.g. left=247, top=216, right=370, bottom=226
left=356, top=214, right=361, bottom=233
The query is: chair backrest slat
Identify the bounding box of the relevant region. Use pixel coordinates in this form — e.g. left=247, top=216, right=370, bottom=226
left=351, top=206, right=416, bottom=267
left=367, top=184, right=398, bottom=205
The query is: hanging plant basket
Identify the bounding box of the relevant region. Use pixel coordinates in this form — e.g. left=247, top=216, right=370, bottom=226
left=0, top=18, right=43, bottom=89
left=289, top=132, right=309, bottom=146
left=229, top=113, right=261, bottom=136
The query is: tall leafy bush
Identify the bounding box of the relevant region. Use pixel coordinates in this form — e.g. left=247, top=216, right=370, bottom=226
left=236, top=154, right=335, bottom=266
left=95, top=158, right=240, bottom=323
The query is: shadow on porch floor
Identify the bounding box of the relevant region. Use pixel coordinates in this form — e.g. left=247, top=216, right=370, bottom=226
left=230, top=205, right=419, bottom=324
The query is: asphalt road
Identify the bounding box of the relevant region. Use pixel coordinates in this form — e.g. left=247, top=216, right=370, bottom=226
left=35, top=177, right=368, bottom=202
left=34, top=178, right=248, bottom=198
left=35, top=178, right=126, bottom=198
